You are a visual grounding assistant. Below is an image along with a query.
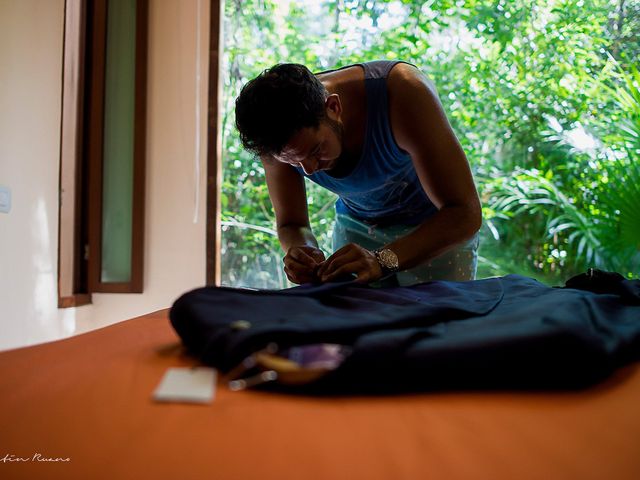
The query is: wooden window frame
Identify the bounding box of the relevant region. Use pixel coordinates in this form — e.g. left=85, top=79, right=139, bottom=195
left=59, top=0, right=89, bottom=307
left=85, top=0, right=148, bottom=293
left=207, top=0, right=222, bottom=286
left=58, top=0, right=149, bottom=306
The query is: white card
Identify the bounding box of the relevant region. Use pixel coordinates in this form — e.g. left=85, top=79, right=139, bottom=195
left=153, top=367, right=217, bottom=404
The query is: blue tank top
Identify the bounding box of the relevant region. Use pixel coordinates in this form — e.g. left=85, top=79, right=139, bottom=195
left=298, top=60, right=437, bottom=226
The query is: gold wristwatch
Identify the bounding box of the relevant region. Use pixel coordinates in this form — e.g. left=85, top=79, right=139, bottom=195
left=373, top=248, right=399, bottom=275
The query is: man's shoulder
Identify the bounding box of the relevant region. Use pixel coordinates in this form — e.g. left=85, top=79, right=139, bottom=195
left=388, top=62, right=431, bottom=87
left=386, top=63, right=445, bottom=149
left=387, top=63, right=438, bottom=106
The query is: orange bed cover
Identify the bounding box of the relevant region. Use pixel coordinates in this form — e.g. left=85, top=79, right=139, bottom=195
left=1, top=309, right=639, bottom=480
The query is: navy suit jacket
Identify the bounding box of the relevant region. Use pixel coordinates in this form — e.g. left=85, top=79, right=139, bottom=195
left=170, top=271, right=640, bottom=393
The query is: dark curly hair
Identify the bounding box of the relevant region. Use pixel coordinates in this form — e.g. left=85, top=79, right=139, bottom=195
left=235, top=63, right=328, bottom=157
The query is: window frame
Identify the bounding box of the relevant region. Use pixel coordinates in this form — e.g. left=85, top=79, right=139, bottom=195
left=206, top=0, right=223, bottom=286
left=85, top=0, right=148, bottom=293
left=58, top=0, right=149, bottom=306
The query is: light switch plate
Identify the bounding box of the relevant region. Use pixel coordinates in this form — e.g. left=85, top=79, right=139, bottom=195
left=0, top=186, right=11, bottom=214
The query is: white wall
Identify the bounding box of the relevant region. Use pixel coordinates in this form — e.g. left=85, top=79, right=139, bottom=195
left=0, top=0, right=211, bottom=351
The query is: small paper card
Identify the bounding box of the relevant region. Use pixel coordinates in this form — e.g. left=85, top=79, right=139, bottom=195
left=153, top=367, right=217, bottom=404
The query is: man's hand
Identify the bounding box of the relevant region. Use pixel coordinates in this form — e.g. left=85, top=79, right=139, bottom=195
left=283, top=246, right=326, bottom=284
left=317, top=243, right=383, bottom=284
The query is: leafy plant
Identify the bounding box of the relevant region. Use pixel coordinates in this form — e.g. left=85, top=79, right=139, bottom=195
left=219, top=0, right=640, bottom=287
left=593, top=60, right=640, bottom=275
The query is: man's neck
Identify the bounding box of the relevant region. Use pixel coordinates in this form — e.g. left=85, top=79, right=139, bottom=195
left=320, top=66, right=368, bottom=178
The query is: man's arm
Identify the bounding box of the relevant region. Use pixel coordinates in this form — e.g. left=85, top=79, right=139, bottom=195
left=262, top=157, right=326, bottom=283
left=318, top=64, right=481, bottom=282
left=383, top=63, right=482, bottom=270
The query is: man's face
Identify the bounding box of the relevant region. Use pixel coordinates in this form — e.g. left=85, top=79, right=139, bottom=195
left=274, top=118, right=344, bottom=175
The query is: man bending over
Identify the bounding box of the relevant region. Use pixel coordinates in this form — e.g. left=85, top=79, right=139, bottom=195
left=235, top=60, right=482, bottom=286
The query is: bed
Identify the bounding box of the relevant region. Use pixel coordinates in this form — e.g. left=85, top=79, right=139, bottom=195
left=1, top=308, right=639, bottom=480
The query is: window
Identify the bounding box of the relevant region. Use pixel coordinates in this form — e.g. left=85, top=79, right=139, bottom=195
left=218, top=1, right=640, bottom=288
left=58, top=0, right=148, bottom=306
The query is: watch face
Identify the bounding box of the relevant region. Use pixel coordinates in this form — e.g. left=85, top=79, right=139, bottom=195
left=378, top=249, right=399, bottom=270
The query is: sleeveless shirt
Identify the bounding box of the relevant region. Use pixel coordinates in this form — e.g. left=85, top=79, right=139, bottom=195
left=297, top=60, right=438, bottom=226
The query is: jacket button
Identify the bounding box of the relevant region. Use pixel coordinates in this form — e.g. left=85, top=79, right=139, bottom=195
left=230, top=320, right=251, bottom=330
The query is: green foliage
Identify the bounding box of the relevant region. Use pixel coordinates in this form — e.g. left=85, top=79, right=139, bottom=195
left=592, top=60, right=640, bottom=275
left=221, top=0, right=640, bottom=288
left=481, top=58, right=640, bottom=280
